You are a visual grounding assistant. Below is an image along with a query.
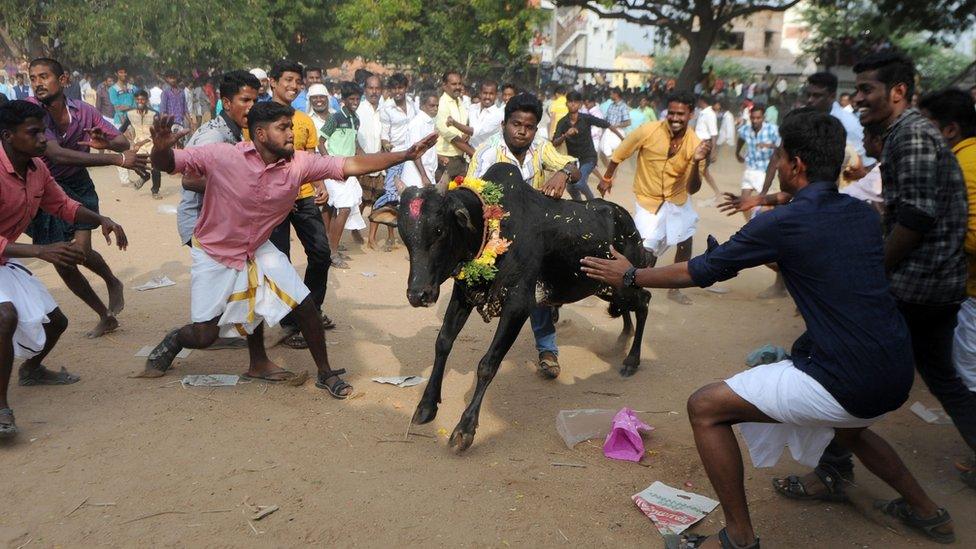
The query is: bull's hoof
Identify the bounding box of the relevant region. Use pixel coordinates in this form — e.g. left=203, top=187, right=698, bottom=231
left=619, top=356, right=640, bottom=377
left=448, top=427, right=475, bottom=452
left=412, top=401, right=439, bottom=425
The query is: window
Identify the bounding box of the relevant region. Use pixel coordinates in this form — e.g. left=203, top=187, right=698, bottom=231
left=764, top=31, right=776, bottom=51
left=716, top=30, right=745, bottom=50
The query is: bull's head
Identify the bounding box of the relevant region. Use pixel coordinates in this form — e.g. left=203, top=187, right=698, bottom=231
left=398, top=185, right=484, bottom=307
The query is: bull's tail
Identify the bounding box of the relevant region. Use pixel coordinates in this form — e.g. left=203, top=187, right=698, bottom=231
left=608, top=301, right=623, bottom=318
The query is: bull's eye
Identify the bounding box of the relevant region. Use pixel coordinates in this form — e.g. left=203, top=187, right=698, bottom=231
left=432, top=227, right=443, bottom=238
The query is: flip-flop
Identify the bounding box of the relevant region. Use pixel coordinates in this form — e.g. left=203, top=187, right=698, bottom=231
left=321, top=313, right=336, bottom=330
left=0, top=408, right=17, bottom=439
left=772, top=464, right=850, bottom=502
left=315, top=369, right=352, bottom=399
left=19, top=365, right=81, bottom=386
left=281, top=332, right=308, bottom=349
left=241, top=369, right=296, bottom=383
left=665, top=527, right=760, bottom=548
left=331, top=256, right=350, bottom=269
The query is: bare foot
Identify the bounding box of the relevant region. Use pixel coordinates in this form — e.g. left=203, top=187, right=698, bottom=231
left=107, top=276, right=125, bottom=315
left=366, top=240, right=377, bottom=251
left=667, top=289, right=693, bottom=305
left=86, top=315, right=119, bottom=338
left=245, top=359, right=293, bottom=381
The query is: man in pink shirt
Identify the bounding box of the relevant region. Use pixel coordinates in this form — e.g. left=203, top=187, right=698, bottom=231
left=0, top=101, right=127, bottom=439
left=142, top=103, right=435, bottom=399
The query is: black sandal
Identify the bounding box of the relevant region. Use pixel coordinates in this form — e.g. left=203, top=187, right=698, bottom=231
left=321, top=313, right=336, bottom=330
left=665, top=527, right=760, bottom=549
left=144, top=329, right=183, bottom=375
left=0, top=408, right=17, bottom=439
left=876, top=498, right=954, bottom=544
left=773, top=464, right=849, bottom=502
left=315, top=368, right=352, bottom=399
left=281, top=332, right=308, bottom=349
left=18, top=365, right=80, bottom=386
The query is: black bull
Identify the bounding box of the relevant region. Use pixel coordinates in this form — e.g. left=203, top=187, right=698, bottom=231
left=398, top=163, right=651, bottom=452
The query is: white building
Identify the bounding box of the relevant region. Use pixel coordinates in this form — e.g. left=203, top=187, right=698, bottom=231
left=534, top=3, right=618, bottom=83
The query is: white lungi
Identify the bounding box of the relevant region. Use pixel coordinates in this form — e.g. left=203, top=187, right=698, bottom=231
left=0, top=261, right=58, bottom=359
left=600, top=130, right=622, bottom=157
left=741, top=168, right=766, bottom=192
left=726, top=360, right=879, bottom=468
left=190, top=241, right=310, bottom=338
left=633, top=200, right=699, bottom=258
left=953, top=297, right=976, bottom=392
left=325, top=177, right=366, bottom=231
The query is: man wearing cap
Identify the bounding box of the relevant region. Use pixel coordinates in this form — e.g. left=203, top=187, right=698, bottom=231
left=307, top=83, right=331, bottom=133
left=250, top=68, right=271, bottom=103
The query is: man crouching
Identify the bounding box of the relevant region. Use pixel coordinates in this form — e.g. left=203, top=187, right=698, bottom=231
left=141, top=103, right=435, bottom=399
left=0, top=100, right=127, bottom=438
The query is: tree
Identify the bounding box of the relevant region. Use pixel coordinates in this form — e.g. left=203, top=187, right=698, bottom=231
left=800, top=0, right=974, bottom=90
left=555, top=1, right=804, bottom=89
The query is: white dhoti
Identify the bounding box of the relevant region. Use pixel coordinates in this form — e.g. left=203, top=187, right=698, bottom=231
left=726, top=360, right=879, bottom=468
left=953, top=297, right=976, bottom=392
left=741, top=168, right=766, bottom=192
left=600, top=130, right=622, bottom=157
left=325, top=177, right=366, bottom=231
left=633, top=200, right=699, bottom=257
left=0, top=261, right=58, bottom=359
left=190, top=241, right=310, bottom=338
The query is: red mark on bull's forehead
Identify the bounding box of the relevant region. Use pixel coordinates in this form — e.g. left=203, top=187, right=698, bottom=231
left=409, top=198, right=424, bottom=219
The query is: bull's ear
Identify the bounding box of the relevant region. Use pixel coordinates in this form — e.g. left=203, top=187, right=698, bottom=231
left=454, top=206, right=477, bottom=233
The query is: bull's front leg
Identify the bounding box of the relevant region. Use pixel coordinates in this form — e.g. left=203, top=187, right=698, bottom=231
left=413, top=283, right=474, bottom=425
left=450, top=303, right=530, bottom=452
left=621, top=289, right=651, bottom=377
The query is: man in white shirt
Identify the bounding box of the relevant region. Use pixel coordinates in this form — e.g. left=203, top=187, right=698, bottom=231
left=400, top=90, right=440, bottom=188
left=371, top=73, right=416, bottom=250
left=356, top=75, right=384, bottom=247
left=307, top=84, right=331, bottom=134
left=465, top=80, right=503, bottom=149
left=149, top=83, right=162, bottom=112
left=694, top=94, right=723, bottom=203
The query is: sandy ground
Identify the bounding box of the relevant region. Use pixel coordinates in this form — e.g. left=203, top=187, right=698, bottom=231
left=0, top=148, right=972, bottom=548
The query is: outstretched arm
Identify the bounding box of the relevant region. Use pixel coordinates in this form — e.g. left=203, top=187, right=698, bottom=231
left=580, top=247, right=694, bottom=289
left=149, top=114, right=192, bottom=173
left=343, top=132, right=438, bottom=176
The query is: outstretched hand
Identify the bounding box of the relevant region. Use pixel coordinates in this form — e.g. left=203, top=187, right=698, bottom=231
left=717, top=192, right=761, bottom=216
left=150, top=115, right=191, bottom=153
left=78, top=127, right=112, bottom=150
left=100, top=216, right=128, bottom=250
left=580, top=246, right=633, bottom=289
left=404, top=132, right=438, bottom=161
left=693, top=140, right=712, bottom=162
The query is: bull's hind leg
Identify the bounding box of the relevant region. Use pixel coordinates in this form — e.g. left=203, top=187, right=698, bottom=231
left=449, top=307, right=530, bottom=452
left=621, top=290, right=651, bottom=377
left=620, top=310, right=634, bottom=337
left=413, top=284, right=473, bottom=425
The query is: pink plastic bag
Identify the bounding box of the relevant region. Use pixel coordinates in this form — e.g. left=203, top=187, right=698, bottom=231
left=603, top=407, right=653, bottom=462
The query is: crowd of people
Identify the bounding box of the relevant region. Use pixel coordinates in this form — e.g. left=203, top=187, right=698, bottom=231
left=0, top=48, right=975, bottom=548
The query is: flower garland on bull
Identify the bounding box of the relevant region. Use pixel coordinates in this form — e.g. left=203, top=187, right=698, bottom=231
left=448, top=175, right=511, bottom=285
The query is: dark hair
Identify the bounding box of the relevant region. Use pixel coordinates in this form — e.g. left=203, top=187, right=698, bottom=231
left=354, top=69, right=372, bottom=85
left=751, top=103, right=767, bottom=114
left=270, top=60, right=305, bottom=81
left=839, top=92, right=851, bottom=99
left=501, top=82, right=517, bottom=93
left=480, top=80, right=498, bottom=91
left=504, top=93, right=543, bottom=123
left=698, top=93, right=713, bottom=104
left=246, top=101, right=294, bottom=133
left=28, top=57, right=65, bottom=78
left=665, top=90, right=696, bottom=109
left=554, top=85, right=566, bottom=95
left=306, top=66, right=323, bottom=75
left=441, top=71, right=461, bottom=83
left=219, top=70, right=261, bottom=99
left=135, top=90, right=149, bottom=99
left=918, top=88, right=976, bottom=139
left=387, top=72, right=409, bottom=88
left=164, top=69, right=178, bottom=79
left=779, top=108, right=846, bottom=183
left=566, top=91, right=583, bottom=102
left=0, top=99, right=48, bottom=132
left=340, top=81, right=362, bottom=99
left=609, top=87, right=623, bottom=97
left=807, top=72, right=838, bottom=93
left=853, top=51, right=916, bottom=99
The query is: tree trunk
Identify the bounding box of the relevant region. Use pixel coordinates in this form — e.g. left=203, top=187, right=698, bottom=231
left=0, top=26, right=23, bottom=60
left=676, top=31, right=713, bottom=91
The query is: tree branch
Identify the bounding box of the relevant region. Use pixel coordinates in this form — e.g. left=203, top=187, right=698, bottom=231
left=557, top=1, right=693, bottom=39
left=723, top=0, right=803, bottom=24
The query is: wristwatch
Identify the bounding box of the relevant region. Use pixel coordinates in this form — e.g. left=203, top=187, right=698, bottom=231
left=560, top=166, right=575, bottom=181
left=622, top=266, right=638, bottom=288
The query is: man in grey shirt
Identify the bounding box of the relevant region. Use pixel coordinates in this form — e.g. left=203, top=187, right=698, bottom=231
left=177, top=71, right=259, bottom=245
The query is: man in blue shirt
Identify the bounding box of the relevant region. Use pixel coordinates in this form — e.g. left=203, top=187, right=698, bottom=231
left=581, top=110, right=954, bottom=547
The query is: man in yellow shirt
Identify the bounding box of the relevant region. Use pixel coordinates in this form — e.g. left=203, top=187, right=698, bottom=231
left=266, top=60, right=334, bottom=348
left=548, top=86, right=568, bottom=138
left=600, top=90, right=711, bottom=305
left=435, top=71, right=474, bottom=187
left=920, top=90, right=976, bottom=487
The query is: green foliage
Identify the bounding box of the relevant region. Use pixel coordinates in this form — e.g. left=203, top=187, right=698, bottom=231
left=653, top=53, right=752, bottom=82
left=459, top=261, right=497, bottom=285
left=480, top=181, right=503, bottom=205
left=800, top=0, right=973, bottom=89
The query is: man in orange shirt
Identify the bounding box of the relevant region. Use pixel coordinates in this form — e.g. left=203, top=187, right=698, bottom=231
left=266, top=60, right=334, bottom=348
left=600, top=90, right=710, bottom=305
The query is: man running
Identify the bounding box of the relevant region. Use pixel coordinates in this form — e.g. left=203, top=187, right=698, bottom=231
left=0, top=100, right=127, bottom=437
left=27, top=58, right=147, bottom=337
left=142, top=104, right=436, bottom=397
